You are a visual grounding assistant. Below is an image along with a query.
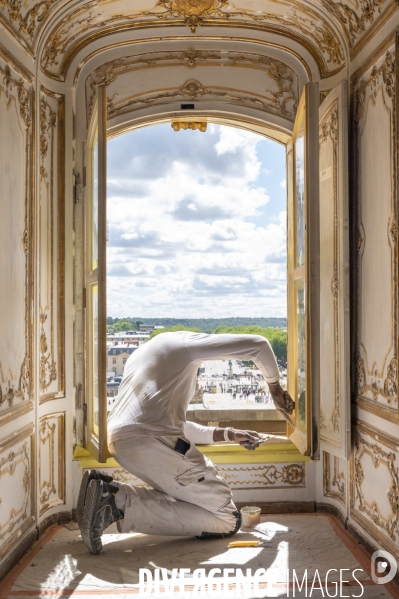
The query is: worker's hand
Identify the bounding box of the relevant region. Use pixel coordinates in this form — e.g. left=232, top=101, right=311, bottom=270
left=229, top=428, right=262, bottom=451
left=267, top=382, right=295, bottom=426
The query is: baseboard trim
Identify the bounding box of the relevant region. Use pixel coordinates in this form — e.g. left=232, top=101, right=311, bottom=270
left=236, top=501, right=316, bottom=514
left=315, top=501, right=347, bottom=528
left=0, top=511, right=73, bottom=583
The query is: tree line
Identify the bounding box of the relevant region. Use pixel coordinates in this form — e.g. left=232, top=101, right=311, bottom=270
left=107, top=318, right=287, bottom=361
left=107, top=316, right=287, bottom=333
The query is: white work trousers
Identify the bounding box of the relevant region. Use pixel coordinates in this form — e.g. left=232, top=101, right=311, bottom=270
left=109, top=436, right=238, bottom=537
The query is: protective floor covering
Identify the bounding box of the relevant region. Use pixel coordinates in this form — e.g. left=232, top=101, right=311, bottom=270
left=1, top=514, right=398, bottom=598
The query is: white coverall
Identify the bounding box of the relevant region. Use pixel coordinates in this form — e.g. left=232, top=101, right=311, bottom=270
left=108, top=331, right=280, bottom=537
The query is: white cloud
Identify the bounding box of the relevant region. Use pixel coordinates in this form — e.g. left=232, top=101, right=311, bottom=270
left=280, top=179, right=287, bottom=188
left=106, top=124, right=287, bottom=318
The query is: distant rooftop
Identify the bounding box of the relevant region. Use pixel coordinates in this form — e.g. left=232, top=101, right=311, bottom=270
left=107, top=346, right=138, bottom=356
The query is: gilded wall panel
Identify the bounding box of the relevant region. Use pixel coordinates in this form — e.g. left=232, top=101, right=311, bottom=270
left=39, top=88, right=65, bottom=403
left=0, top=424, right=35, bottom=561
left=350, top=422, right=399, bottom=558
left=85, top=462, right=306, bottom=491
left=39, top=413, right=65, bottom=516
left=354, top=45, right=398, bottom=421
left=319, top=82, right=350, bottom=457
left=323, top=451, right=346, bottom=504
left=319, top=101, right=340, bottom=444
left=0, top=49, right=34, bottom=425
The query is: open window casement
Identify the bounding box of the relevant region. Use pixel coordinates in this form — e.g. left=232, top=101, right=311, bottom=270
left=85, top=85, right=109, bottom=463
left=287, top=81, right=350, bottom=460
left=318, top=81, right=350, bottom=459
left=287, top=83, right=320, bottom=458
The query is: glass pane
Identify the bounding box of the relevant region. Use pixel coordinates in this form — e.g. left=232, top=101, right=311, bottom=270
left=295, top=122, right=305, bottom=267
left=92, top=130, right=99, bottom=270
left=92, top=284, right=99, bottom=436
left=296, top=277, right=306, bottom=434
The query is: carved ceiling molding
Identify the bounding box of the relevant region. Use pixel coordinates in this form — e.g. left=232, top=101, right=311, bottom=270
left=159, top=0, right=229, bottom=32
left=321, top=0, right=391, bottom=49
left=86, top=48, right=299, bottom=122
left=40, top=0, right=345, bottom=80
left=0, top=57, right=33, bottom=413
left=106, top=77, right=297, bottom=123
left=0, top=0, right=58, bottom=55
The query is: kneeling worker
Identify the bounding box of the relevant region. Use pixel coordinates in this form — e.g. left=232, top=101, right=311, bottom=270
left=78, top=331, right=294, bottom=554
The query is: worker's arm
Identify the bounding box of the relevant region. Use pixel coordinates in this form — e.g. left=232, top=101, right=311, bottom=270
left=183, top=421, right=261, bottom=449
left=183, top=420, right=216, bottom=444
left=213, top=427, right=262, bottom=449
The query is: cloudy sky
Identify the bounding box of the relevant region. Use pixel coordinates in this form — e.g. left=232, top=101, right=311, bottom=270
left=107, top=123, right=287, bottom=318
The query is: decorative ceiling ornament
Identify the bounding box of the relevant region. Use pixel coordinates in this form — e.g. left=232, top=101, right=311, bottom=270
left=158, top=0, right=228, bottom=32
left=171, top=121, right=207, bottom=131
left=321, top=0, right=388, bottom=47
left=85, top=48, right=299, bottom=122
left=41, top=0, right=345, bottom=80
left=106, top=77, right=297, bottom=122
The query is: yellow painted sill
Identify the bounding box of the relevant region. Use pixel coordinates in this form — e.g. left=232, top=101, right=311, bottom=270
left=73, top=440, right=310, bottom=469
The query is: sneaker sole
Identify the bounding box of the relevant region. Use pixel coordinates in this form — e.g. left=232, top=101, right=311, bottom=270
left=81, top=479, right=103, bottom=555
left=77, top=470, right=113, bottom=530
left=76, top=470, right=90, bottom=530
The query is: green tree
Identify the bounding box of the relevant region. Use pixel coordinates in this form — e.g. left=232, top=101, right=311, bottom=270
left=148, top=324, right=201, bottom=340
left=113, top=319, right=133, bottom=332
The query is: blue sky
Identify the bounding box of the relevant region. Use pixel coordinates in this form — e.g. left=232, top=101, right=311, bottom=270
left=106, top=123, right=287, bottom=318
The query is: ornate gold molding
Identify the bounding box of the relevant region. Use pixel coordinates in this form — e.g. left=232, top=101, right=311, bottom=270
left=0, top=424, right=34, bottom=559
left=356, top=352, right=397, bottom=403
left=40, top=0, right=344, bottom=80
left=321, top=0, right=389, bottom=48
left=86, top=48, right=298, bottom=123
left=39, top=413, right=65, bottom=515
left=354, top=46, right=398, bottom=419
left=39, top=96, right=57, bottom=396
left=324, top=451, right=345, bottom=503
left=355, top=49, right=395, bottom=124
left=171, top=121, right=207, bottom=131
left=90, top=462, right=305, bottom=490
left=0, top=0, right=57, bottom=44
left=218, top=463, right=306, bottom=489
left=38, top=88, right=65, bottom=402
left=319, top=102, right=340, bottom=437
left=107, top=78, right=297, bottom=122
left=159, top=0, right=228, bottom=32
left=351, top=427, right=399, bottom=543
left=0, top=57, right=33, bottom=412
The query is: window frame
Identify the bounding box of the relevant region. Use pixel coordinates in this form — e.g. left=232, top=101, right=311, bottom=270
left=83, top=106, right=322, bottom=463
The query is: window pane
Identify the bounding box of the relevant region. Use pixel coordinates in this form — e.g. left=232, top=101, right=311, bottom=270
left=91, top=284, right=99, bottom=436
left=92, top=130, right=98, bottom=270
left=295, top=126, right=305, bottom=268
left=295, top=277, right=306, bottom=434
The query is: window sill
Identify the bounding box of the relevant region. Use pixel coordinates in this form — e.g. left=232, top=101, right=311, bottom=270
left=73, top=439, right=310, bottom=469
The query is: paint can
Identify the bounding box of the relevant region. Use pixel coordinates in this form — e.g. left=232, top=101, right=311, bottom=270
left=240, top=506, right=261, bottom=528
